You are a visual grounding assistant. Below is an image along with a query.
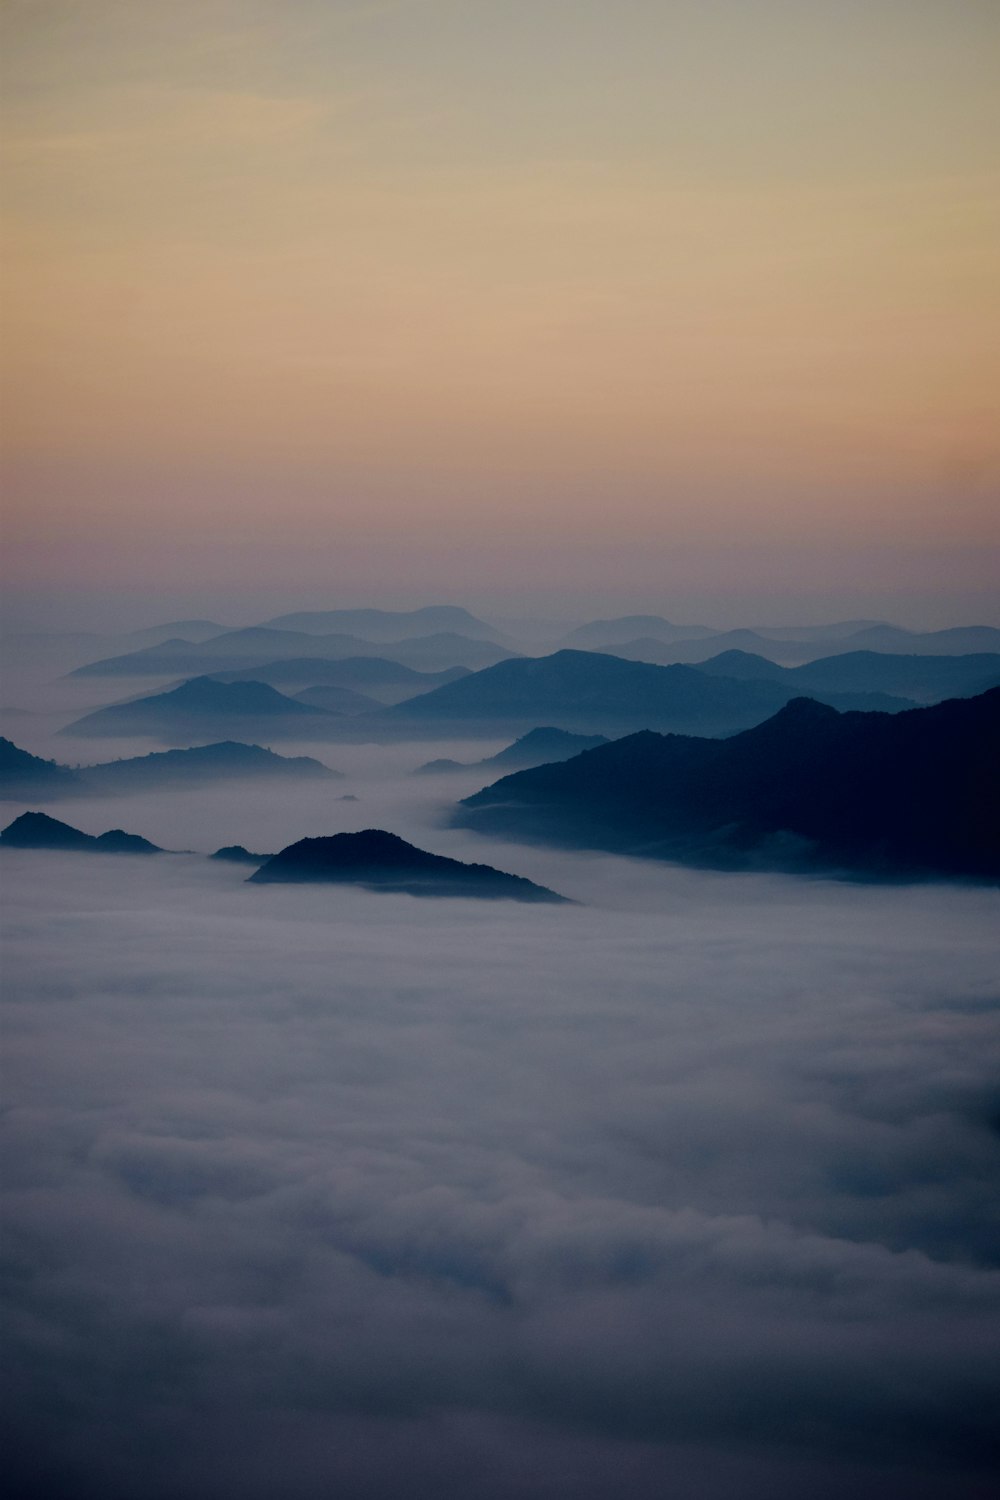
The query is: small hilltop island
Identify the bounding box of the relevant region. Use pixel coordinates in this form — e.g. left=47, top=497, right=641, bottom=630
left=248, top=828, right=568, bottom=903
left=0, top=811, right=163, bottom=854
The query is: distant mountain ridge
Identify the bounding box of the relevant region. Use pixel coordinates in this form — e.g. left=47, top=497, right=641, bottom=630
left=258, top=606, right=502, bottom=642
left=416, top=727, right=610, bottom=774
left=214, top=657, right=470, bottom=700
left=377, top=649, right=913, bottom=739
left=68, top=627, right=517, bottom=679
left=599, top=625, right=1000, bottom=668
left=694, top=649, right=1000, bottom=704
left=457, top=689, right=1000, bottom=880
left=1, top=737, right=337, bottom=798
left=61, top=676, right=337, bottom=741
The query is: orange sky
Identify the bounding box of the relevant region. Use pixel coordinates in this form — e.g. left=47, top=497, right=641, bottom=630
left=2, top=0, right=998, bottom=626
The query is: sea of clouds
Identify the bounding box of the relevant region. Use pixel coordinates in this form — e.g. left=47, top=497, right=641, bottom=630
left=3, top=732, right=999, bottom=1500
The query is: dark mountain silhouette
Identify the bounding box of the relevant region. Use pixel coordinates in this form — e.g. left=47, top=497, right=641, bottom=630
left=1, top=811, right=162, bottom=854
left=211, top=845, right=273, bottom=865
left=0, top=738, right=85, bottom=798
left=378, top=650, right=911, bottom=739
left=215, top=657, right=470, bottom=698
left=258, top=606, right=502, bottom=642
left=457, top=689, right=1000, bottom=880
left=416, top=727, right=610, bottom=775
left=696, top=649, right=1000, bottom=704
left=61, top=677, right=340, bottom=741
left=291, top=685, right=382, bottom=715
left=249, top=828, right=567, bottom=902
left=69, top=627, right=517, bottom=679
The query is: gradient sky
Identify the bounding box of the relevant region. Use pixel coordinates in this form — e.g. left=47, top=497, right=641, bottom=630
left=2, top=0, right=998, bottom=628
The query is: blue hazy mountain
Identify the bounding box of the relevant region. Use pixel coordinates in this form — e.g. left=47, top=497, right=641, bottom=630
left=1, top=811, right=162, bottom=854
left=417, top=727, right=610, bottom=774
left=1, top=738, right=337, bottom=798
left=378, top=650, right=912, bottom=738
left=248, top=828, right=567, bottom=902
left=291, top=685, right=382, bottom=715
left=67, top=628, right=376, bottom=677
left=258, top=606, right=502, bottom=642
left=61, top=677, right=338, bottom=741
left=457, top=688, right=1000, bottom=880
left=562, top=616, right=717, bottom=647
left=84, top=741, right=338, bottom=789
left=599, top=625, right=1000, bottom=668
left=215, top=657, right=471, bottom=695
left=69, top=628, right=518, bottom=679
left=695, top=649, right=1000, bottom=703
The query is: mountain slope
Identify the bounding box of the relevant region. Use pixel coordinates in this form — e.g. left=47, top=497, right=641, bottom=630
left=457, top=689, right=1000, bottom=880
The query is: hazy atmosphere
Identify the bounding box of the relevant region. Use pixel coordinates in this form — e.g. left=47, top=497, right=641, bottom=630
left=2, top=4, right=999, bottom=1499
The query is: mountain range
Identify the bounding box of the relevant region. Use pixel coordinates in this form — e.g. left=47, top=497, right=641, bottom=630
left=68, top=628, right=517, bottom=679
left=1, top=737, right=337, bottom=799
left=376, top=649, right=913, bottom=738
left=597, top=625, right=1000, bottom=668
left=457, top=688, right=1000, bottom=880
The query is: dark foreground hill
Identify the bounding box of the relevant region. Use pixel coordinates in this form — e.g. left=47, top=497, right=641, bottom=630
left=380, top=650, right=912, bottom=739
left=0, top=811, right=162, bottom=854
left=457, top=689, right=1000, bottom=881
left=249, top=828, right=567, bottom=902
left=417, top=727, right=610, bottom=774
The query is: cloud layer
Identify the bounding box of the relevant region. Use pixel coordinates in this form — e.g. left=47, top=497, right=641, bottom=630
left=3, top=841, right=999, bottom=1498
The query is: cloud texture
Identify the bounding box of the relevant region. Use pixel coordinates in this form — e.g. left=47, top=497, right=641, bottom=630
left=3, top=840, right=999, bottom=1498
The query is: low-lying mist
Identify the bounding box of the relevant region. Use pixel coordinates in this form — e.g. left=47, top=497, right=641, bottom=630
left=4, top=818, right=998, bottom=1498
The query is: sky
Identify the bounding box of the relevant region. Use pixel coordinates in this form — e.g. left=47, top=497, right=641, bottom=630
left=2, top=0, right=999, bottom=628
